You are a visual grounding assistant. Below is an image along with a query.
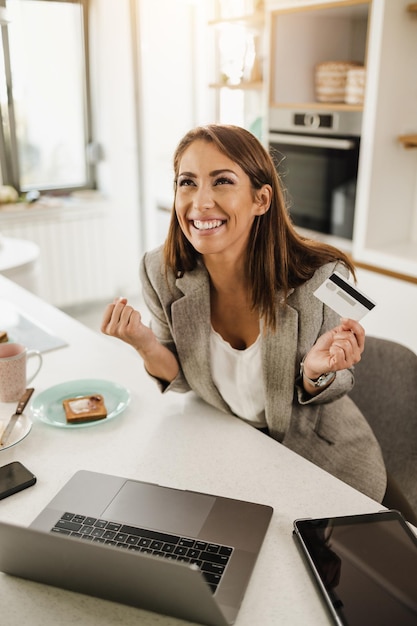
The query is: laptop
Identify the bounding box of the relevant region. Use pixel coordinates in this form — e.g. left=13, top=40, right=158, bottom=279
left=0, top=469, right=273, bottom=626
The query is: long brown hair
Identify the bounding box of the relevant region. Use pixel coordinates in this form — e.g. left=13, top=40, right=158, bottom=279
left=164, top=124, right=355, bottom=329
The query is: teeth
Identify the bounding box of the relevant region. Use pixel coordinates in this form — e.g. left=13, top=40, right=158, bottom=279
left=193, top=220, right=223, bottom=230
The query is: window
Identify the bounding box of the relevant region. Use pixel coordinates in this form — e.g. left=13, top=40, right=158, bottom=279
left=0, top=0, right=95, bottom=194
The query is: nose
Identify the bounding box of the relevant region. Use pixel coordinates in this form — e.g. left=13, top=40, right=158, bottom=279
left=193, top=182, right=214, bottom=211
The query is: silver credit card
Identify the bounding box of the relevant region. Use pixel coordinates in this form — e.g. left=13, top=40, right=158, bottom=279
left=313, top=271, right=376, bottom=321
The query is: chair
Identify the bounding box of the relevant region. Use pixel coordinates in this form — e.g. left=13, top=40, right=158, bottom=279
left=349, top=336, right=417, bottom=521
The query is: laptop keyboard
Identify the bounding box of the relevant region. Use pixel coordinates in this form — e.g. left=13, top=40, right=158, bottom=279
left=50, top=512, right=233, bottom=594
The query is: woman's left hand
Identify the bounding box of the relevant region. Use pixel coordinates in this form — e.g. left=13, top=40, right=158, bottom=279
left=302, top=318, right=365, bottom=381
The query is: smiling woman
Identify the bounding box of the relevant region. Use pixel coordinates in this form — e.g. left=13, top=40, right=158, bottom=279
left=173, top=139, right=271, bottom=263
left=101, top=123, right=389, bottom=506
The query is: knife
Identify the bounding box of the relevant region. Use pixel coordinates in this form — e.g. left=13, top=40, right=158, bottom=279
left=0, top=388, right=34, bottom=447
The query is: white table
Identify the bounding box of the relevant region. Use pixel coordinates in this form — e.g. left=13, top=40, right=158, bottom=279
left=0, top=236, right=40, bottom=294
left=0, top=274, right=384, bottom=626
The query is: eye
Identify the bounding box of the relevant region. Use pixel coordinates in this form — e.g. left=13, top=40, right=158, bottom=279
left=177, top=177, right=195, bottom=187
left=214, top=176, right=234, bottom=186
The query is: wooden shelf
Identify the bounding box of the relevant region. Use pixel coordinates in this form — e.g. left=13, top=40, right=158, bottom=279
left=407, top=3, right=417, bottom=12
left=353, top=259, right=417, bottom=285
left=398, top=134, right=417, bottom=148
left=269, top=101, right=363, bottom=112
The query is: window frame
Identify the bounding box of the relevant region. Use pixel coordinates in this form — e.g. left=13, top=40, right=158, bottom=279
left=0, top=0, right=96, bottom=194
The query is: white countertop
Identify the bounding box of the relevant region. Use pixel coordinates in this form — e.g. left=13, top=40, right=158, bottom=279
left=0, top=274, right=384, bottom=626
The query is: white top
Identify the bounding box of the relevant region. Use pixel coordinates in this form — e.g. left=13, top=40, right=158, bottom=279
left=210, top=326, right=267, bottom=427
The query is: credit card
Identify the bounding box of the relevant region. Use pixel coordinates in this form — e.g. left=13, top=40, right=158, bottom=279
left=313, top=271, right=376, bottom=321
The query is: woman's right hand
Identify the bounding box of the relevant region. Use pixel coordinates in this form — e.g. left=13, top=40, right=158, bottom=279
left=101, top=297, right=156, bottom=353
left=101, top=298, right=180, bottom=383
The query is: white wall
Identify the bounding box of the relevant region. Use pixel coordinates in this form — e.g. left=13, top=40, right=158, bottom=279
left=135, top=0, right=212, bottom=250
left=88, top=0, right=213, bottom=301
left=89, top=0, right=141, bottom=297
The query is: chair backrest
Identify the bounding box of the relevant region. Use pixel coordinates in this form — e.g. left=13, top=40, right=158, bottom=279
left=349, top=336, right=417, bottom=514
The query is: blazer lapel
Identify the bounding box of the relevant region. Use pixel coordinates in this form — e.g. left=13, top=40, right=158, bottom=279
left=263, top=300, right=299, bottom=440
left=172, top=268, right=230, bottom=412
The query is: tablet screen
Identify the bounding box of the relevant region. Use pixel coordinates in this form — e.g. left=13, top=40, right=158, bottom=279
left=293, top=511, right=417, bottom=626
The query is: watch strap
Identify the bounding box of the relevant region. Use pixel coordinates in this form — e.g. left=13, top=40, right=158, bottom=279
left=300, top=361, right=336, bottom=388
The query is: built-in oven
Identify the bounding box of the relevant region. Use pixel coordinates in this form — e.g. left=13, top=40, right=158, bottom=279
left=268, top=109, right=362, bottom=240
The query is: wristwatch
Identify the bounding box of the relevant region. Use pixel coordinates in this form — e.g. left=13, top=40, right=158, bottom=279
left=300, top=362, right=336, bottom=388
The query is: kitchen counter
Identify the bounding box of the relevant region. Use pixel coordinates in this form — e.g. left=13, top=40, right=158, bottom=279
left=0, top=274, right=387, bottom=626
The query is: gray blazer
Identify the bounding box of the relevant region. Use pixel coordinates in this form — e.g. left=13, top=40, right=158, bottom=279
left=140, top=246, right=386, bottom=502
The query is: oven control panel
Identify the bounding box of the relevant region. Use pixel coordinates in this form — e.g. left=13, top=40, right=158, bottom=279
left=293, top=112, right=333, bottom=130
left=269, top=108, right=362, bottom=136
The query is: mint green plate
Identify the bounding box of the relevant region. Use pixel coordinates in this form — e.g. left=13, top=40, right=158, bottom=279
left=31, top=379, right=130, bottom=428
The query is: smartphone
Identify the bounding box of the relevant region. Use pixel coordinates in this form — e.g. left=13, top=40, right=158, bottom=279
left=0, top=461, right=36, bottom=500
left=293, top=510, right=417, bottom=626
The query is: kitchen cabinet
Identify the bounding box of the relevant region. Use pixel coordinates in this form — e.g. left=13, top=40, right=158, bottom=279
left=352, top=0, right=417, bottom=280
left=269, top=0, right=370, bottom=111
left=267, top=0, right=417, bottom=281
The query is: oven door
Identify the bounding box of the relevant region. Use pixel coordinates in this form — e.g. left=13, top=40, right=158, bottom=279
left=268, top=132, right=360, bottom=239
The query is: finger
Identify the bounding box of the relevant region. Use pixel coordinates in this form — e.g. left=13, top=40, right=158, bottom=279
left=339, top=318, right=365, bottom=349
left=333, top=329, right=358, bottom=349
left=329, top=345, right=350, bottom=369
left=101, top=302, right=118, bottom=332
left=109, top=298, right=131, bottom=324
left=330, top=337, right=361, bottom=367
left=118, top=305, right=143, bottom=331
left=119, top=304, right=134, bottom=324
left=339, top=318, right=363, bottom=332
left=113, top=307, right=142, bottom=339
left=101, top=299, right=130, bottom=335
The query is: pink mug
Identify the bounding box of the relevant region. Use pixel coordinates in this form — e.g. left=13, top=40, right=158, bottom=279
left=0, top=343, right=43, bottom=402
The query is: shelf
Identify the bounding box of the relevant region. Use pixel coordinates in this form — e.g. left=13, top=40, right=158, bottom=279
left=354, top=259, right=417, bottom=285
left=210, top=81, right=263, bottom=91
left=296, top=229, right=417, bottom=286
left=398, top=134, right=417, bottom=148
left=270, top=101, right=363, bottom=112
left=353, top=241, right=417, bottom=284
left=407, top=3, right=417, bottom=12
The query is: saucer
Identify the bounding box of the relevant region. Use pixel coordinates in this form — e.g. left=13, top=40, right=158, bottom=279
left=30, top=379, right=130, bottom=428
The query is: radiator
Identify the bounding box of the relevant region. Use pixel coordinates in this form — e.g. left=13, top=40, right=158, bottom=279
left=0, top=202, right=116, bottom=308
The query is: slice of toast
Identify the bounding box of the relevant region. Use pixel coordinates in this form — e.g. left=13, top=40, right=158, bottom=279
left=63, top=394, right=107, bottom=424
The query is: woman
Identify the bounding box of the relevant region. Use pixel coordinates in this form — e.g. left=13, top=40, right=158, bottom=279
left=101, top=124, right=387, bottom=503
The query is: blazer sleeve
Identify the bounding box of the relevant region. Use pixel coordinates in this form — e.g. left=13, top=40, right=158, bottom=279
left=294, top=261, right=355, bottom=406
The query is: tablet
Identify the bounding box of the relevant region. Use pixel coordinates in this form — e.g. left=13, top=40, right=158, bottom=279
left=293, top=510, right=417, bottom=626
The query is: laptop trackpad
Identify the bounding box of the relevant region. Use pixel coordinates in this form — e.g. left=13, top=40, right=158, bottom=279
left=103, top=481, right=216, bottom=538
